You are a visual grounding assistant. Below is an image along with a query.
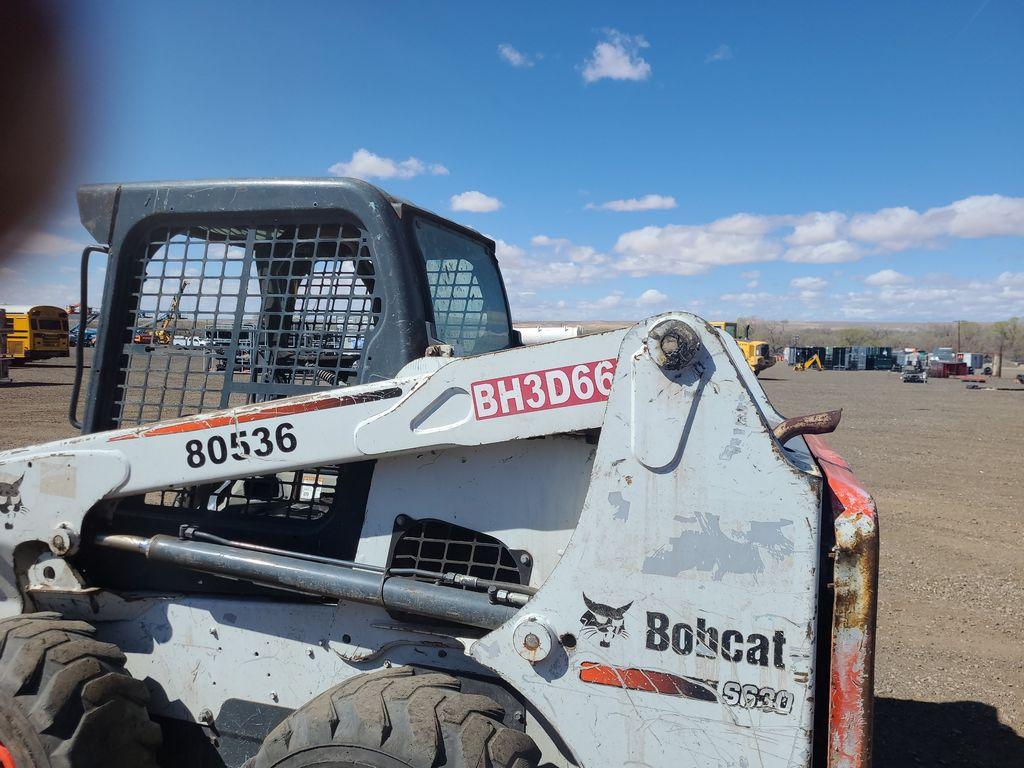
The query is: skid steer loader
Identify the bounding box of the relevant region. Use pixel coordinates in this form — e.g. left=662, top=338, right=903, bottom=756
left=0, top=179, right=878, bottom=768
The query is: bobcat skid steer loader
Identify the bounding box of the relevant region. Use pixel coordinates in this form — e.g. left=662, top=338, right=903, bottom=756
left=0, top=180, right=878, bottom=768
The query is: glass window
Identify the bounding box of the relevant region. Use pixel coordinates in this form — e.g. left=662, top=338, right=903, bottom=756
left=413, top=217, right=512, bottom=355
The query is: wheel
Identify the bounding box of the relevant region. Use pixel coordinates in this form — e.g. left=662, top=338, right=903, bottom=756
left=0, top=612, right=161, bottom=767
left=247, top=667, right=540, bottom=768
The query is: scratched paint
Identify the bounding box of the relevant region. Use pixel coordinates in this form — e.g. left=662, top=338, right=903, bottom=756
left=642, top=510, right=794, bottom=580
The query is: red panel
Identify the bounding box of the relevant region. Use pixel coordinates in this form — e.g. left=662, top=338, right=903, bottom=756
left=805, top=434, right=879, bottom=768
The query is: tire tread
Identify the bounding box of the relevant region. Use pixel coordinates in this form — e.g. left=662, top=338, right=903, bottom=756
left=0, top=612, right=160, bottom=767
left=248, top=667, right=540, bottom=768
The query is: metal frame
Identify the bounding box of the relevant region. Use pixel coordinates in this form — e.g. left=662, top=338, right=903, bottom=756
left=0, top=313, right=879, bottom=767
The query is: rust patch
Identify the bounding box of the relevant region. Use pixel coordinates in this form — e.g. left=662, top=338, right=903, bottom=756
left=805, top=434, right=879, bottom=768
left=772, top=409, right=842, bottom=445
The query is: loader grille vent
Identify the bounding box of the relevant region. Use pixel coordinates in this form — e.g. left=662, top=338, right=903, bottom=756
left=116, top=221, right=380, bottom=426
left=390, top=519, right=524, bottom=585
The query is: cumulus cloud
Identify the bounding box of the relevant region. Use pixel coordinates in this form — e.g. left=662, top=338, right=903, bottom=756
left=864, top=269, right=913, bottom=286
left=790, top=276, right=827, bottom=291
left=494, top=237, right=603, bottom=295
left=846, top=194, right=1024, bottom=250
left=498, top=44, right=541, bottom=68
left=587, top=194, right=677, bottom=212
left=783, top=240, right=862, bottom=264
left=607, top=194, right=1024, bottom=277
left=581, top=30, right=652, bottom=83
left=785, top=212, right=846, bottom=246
left=450, top=191, right=502, bottom=213
left=637, top=288, right=669, bottom=306
left=612, top=221, right=781, bottom=276
left=531, top=235, right=607, bottom=264
left=705, top=44, right=733, bottom=63
left=328, top=149, right=448, bottom=180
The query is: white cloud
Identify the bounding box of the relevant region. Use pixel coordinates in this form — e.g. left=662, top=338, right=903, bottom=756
left=450, top=191, right=502, bottom=213
left=606, top=194, right=1024, bottom=278
left=847, top=194, right=1024, bottom=250
left=581, top=30, right=652, bottom=83
left=587, top=194, right=677, bottom=212
left=637, top=288, right=669, bottom=306
left=864, top=269, right=913, bottom=286
left=494, top=237, right=604, bottom=296
left=328, top=148, right=448, bottom=180
left=705, top=44, right=733, bottom=63
left=790, top=276, right=827, bottom=291
left=785, top=212, right=846, bottom=246
left=783, top=240, right=862, bottom=263
left=498, top=44, right=541, bottom=68
left=612, top=220, right=781, bottom=276
left=531, top=235, right=607, bottom=264
left=720, top=291, right=778, bottom=305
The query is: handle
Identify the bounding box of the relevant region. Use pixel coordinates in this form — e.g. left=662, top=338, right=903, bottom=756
left=69, top=244, right=108, bottom=430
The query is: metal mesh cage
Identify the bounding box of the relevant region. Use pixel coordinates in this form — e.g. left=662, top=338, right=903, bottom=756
left=117, top=222, right=379, bottom=426
left=117, top=220, right=379, bottom=521
left=390, top=519, right=524, bottom=585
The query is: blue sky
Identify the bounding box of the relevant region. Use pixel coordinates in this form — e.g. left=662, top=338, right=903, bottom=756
left=2, top=0, right=1022, bottom=321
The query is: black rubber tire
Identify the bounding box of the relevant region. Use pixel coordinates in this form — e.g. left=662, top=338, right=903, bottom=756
left=247, top=667, right=540, bottom=768
left=0, top=612, right=161, bottom=767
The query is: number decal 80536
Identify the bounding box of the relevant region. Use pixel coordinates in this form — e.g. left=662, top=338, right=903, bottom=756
left=184, top=422, right=297, bottom=469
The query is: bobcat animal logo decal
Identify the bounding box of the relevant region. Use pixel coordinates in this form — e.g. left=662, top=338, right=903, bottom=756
left=580, top=593, right=633, bottom=648
left=0, top=474, right=25, bottom=515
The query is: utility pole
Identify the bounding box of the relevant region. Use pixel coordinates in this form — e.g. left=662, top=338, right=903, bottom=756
left=956, top=320, right=961, bottom=354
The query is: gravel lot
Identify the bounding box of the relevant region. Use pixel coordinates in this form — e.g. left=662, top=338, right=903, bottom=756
left=2, top=352, right=1022, bottom=766
left=762, top=364, right=1024, bottom=767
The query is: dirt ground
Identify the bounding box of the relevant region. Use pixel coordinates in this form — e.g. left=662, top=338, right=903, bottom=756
left=2, top=352, right=1023, bottom=766
left=761, top=364, right=1024, bottom=768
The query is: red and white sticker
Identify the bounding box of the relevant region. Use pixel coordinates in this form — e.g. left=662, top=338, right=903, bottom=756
left=471, top=359, right=617, bottom=420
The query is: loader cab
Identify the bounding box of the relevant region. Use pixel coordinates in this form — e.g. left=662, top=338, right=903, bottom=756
left=74, top=179, right=518, bottom=591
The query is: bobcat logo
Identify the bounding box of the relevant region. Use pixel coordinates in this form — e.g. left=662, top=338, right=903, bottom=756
left=580, top=593, right=633, bottom=648
left=0, top=474, right=25, bottom=515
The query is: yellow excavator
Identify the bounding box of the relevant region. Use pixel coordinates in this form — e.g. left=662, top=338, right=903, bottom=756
left=133, top=281, right=188, bottom=345
left=794, top=353, right=823, bottom=371
left=710, top=322, right=776, bottom=376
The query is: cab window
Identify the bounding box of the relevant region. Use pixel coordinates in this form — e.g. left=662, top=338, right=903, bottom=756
left=413, top=217, right=512, bottom=355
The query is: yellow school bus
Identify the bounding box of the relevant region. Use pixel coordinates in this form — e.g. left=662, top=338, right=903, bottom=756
left=2, top=305, right=70, bottom=363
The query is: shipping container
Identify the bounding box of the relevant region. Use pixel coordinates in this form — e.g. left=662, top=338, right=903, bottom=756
left=957, top=352, right=985, bottom=371
left=929, top=360, right=968, bottom=378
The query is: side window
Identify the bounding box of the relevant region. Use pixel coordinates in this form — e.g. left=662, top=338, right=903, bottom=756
left=413, top=217, right=512, bottom=355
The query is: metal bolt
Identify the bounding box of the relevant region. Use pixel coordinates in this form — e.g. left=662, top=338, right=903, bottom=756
left=198, top=708, right=214, bottom=725
left=51, top=534, right=65, bottom=552
left=209, top=627, right=218, bottom=638
left=518, top=552, right=532, bottom=567
left=522, top=633, right=541, bottom=652
left=513, top=711, right=524, bottom=723
left=648, top=320, right=701, bottom=371
left=395, top=515, right=409, bottom=528
left=270, top=691, right=279, bottom=702
left=383, top=660, right=392, bottom=668
left=306, top=647, right=315, bottom=658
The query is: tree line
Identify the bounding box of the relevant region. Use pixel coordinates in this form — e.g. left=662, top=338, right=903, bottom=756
left=737, top=317, right=1022, bottom=362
